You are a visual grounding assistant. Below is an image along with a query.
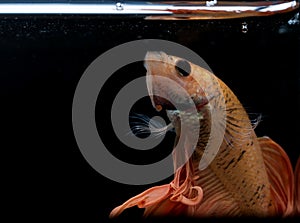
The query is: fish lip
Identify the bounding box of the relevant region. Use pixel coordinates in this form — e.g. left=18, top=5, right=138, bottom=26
left=156, top=99, right=209, bottom=114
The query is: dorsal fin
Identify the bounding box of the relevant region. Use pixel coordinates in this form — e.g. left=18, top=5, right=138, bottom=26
left=258, top=137, right=294, bottom=216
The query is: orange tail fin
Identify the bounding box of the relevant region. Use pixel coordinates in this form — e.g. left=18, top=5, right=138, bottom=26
left=258, top=137, right=294, bottom=216
left=295, top=156, right=300, bottom=215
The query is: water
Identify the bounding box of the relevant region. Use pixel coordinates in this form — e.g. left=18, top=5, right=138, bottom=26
left=1, top=1, right=299, bottom=221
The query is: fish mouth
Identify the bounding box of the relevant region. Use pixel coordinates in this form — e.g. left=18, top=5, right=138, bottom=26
left=152, top=95, right=209, bottom=113
left=151, top=95, right=176, bottom=111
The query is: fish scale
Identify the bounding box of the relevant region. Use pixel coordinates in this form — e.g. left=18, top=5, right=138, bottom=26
left=201, top=78, right=274, bottom=215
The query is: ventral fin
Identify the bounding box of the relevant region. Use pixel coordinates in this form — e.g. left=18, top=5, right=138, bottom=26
left=109, top=184, right=171, bottom=218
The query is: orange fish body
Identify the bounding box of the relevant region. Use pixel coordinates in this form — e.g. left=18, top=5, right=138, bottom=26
left=110, top=52, right=298, bottom=218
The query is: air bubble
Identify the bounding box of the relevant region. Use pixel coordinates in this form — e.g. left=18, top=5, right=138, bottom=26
left=206, top=0, right=217, bottom=7
left=288, top=12, right=299, bottom=25
left=241, top=22, right=248, bottom=34
left=116, top=2, right=124, bottom=11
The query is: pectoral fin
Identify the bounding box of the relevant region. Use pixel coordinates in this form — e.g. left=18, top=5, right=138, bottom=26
left=258, top=137, right=294, bottom=216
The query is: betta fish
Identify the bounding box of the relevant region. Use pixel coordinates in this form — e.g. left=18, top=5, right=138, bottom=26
left=110, top=52, right=299, bottom=218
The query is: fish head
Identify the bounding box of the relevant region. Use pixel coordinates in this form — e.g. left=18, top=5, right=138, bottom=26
left=144, top=51, right=212, bottom=113
left=144, top=51, right=227, bottom=172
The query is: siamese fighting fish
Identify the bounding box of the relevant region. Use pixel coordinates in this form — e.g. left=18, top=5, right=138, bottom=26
left=110, top=52, right=299, bottom=218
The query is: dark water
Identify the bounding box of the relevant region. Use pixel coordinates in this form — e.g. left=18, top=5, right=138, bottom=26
left=2, top=9, right=300, bottom=222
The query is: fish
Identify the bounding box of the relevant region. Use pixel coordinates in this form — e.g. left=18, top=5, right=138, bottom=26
left=109, top=51, right=298, bottom=218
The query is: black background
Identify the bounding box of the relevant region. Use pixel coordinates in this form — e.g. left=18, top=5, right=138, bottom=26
left=2, top=9, right=300, bottom=223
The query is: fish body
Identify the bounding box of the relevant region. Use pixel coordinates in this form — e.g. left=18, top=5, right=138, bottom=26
left=110, top=52, right=297, bottom=218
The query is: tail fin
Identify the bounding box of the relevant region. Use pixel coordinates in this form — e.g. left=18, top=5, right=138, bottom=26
left=295, top=156, right=300, bottom=215
left=258, top=137, right=294, bottom=216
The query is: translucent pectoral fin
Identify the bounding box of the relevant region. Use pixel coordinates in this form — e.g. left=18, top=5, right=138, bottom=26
left=258, top=137, right=294, bottom=216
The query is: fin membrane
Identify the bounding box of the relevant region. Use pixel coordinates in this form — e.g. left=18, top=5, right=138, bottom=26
left=258, top=137, right=294, bottom=216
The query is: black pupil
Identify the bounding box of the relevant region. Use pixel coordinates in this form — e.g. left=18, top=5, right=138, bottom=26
left=175, top=60, right=191, bottom=77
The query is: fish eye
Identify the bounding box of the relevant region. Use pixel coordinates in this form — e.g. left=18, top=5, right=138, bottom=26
left=175, top=59, right=191, bottom=77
